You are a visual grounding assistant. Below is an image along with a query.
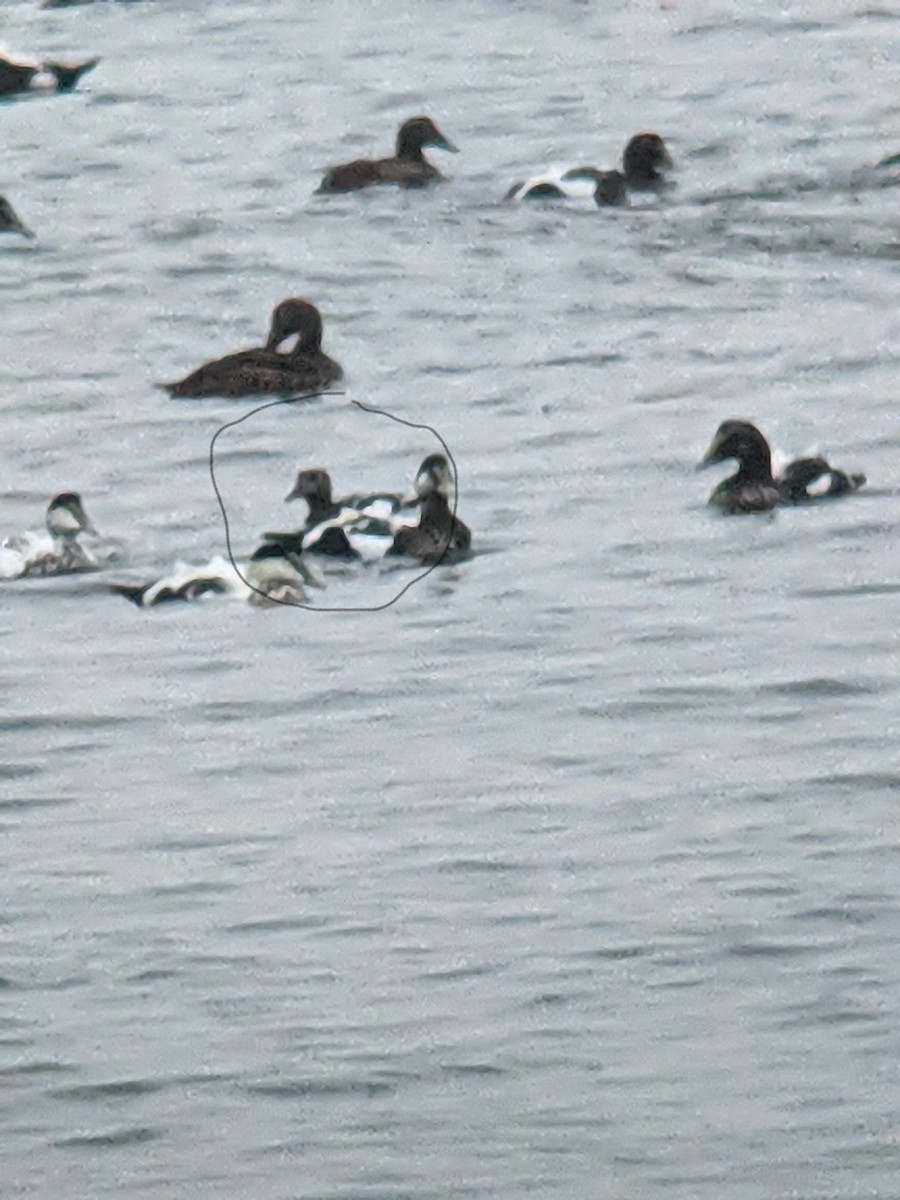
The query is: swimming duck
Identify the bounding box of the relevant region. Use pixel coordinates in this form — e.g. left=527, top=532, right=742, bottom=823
left=505, top=131, right=672, bottom=203
left=0, top=53, right=98, bottom=97
left=698, top=421, right=781, bottom=515
left=0, top=492, right=102, bottom=578
left=161, top=298, right=342, bottom=399
left=318, top=116, right=458, bottom=193
left=266, top=468, right=409, bottom=561
left=109, top=543, right=320, bottom=609
left=387, top=454, right=471, bottom=565
left=777, top=457, right=866, bottom=504
left=0, top=196, right=35, bottom=239
left=699, top=421, right=866, bottom=514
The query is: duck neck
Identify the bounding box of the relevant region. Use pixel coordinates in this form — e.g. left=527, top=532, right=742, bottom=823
left=419, top=491, right=454, bottom=531
left=395, top=129, right=426, bottom=163
left=304, top=481, right=338, bottom=524
left=734, top=440, right=774, bottom=486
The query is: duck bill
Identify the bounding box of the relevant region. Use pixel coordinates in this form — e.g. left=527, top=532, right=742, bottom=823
left=696, top=446, right=722, bottom=470
left=435, top=134, right=459, bottom=154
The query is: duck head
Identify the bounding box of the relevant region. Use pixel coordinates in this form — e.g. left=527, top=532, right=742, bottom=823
left=408, top=454, right=455, bottom=502
left=698, top=420, right=773, bottom=479
left=622, top=132, right=673, bottom=186
left=265, top=298, right=324, bottom=353
left=0, top=196, right=35, bottom=239
left=396, top=116, right=458, bottom=159
left=46, top=492, right=96, bottom=537
left=285, top=467, right=333, bottom=506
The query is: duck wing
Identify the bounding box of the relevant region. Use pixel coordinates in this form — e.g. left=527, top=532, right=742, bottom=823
left=161, top=348, right=335, bottom=399
left=318, top=158, right=384, bottom=193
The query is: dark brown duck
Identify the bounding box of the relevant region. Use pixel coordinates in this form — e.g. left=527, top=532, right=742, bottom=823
left=319, top=116, right=458, bottom=193
left=387, top=454, right=471, bottom=565
left=698, top=420, right=781, bottom=515
left=161, top=298, right=342, bottom=399
left=699, top=420, right=866, bottom=514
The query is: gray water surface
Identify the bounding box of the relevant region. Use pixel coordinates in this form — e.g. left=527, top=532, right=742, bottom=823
left=2, top=2, right=899, bottom=1197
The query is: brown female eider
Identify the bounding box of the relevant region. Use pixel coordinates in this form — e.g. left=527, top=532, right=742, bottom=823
left=319, top=116, right=458, bottom=193
left=161, top=298, right=343, bottom=399
left=387, top=454, right=471, bottom=565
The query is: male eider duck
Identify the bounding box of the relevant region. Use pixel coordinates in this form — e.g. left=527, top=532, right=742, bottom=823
left=699, top=421, right=865, bottom=514
left=0, top=53, right=98, bottom=97
left=109, top=543, right=320, bottom=609
left=387, top=454, right=471, bottom=565
left=318, top=116, right=458, bottom=193
left=0, top=196, right=35, bottom=239
left=1, top=492, right=101, bottom=578
left=161, top=298, right=342, bottom=399
left=266, top=468, right=410, bottom=561
left=505, top=131, right=672, bottom=204
left=777, top=457, right=866, bottom=504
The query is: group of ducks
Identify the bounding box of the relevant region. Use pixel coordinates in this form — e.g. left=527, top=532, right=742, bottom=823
left=2, top=62, right=870, bottom=612
left=1, top=452, right=471, bottom=607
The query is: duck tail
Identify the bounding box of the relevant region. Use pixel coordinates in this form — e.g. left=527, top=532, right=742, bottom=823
left=45, top=57, right=99, bottom=91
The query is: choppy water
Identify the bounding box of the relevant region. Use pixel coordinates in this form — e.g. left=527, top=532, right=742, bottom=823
left=2, top=2, right=899, bottom=1197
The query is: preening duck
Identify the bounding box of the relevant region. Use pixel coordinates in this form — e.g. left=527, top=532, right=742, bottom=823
left=318, top=116, right=458, bottom=193
left=0, top=492, right=105, bottom=578
left=387, top=454, right=471, bottom=565
left=699, top=421, right=866, bottom=514
left=0, top=53, right=98, bottom=97
left=161, top=298, right=342, bottom=399
left=108, top=543, right=321, bottom=609
left=0, top=196, right=35, bottom=238
left=505, top=131, right=672, bottom=204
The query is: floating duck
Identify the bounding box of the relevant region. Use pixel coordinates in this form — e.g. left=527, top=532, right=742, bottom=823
left=699, top=421, right=865, bottom=515
left=777, top=457, right=866, bottom=504
left=161, top=298, right=342, bottom=399
left=0, top=53, right=98, bottom=97
left=0, top=492, right=110, bottom=578
left=0, top=196, right=34, bottom=239
left=108, top=543, right=321, bottom=609
left=386, top=454, right=471, bottom=564
left=318, top=116, right=458, bottom=193
left=264, top=468, right=411, bottom=561
left=505, top=131, right=672, bottom=204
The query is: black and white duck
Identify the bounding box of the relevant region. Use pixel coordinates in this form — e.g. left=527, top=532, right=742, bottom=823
left=0, top=52, right=98, bottom=97
left=161, top=298, right=342, bottom=399
left=0, top=492, right=116, bottom=578
left=505, top=131, right=672, bottom=205
left=108, top=543, right=322, bottom=609
left=264, top=468, right=411, bottom=561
